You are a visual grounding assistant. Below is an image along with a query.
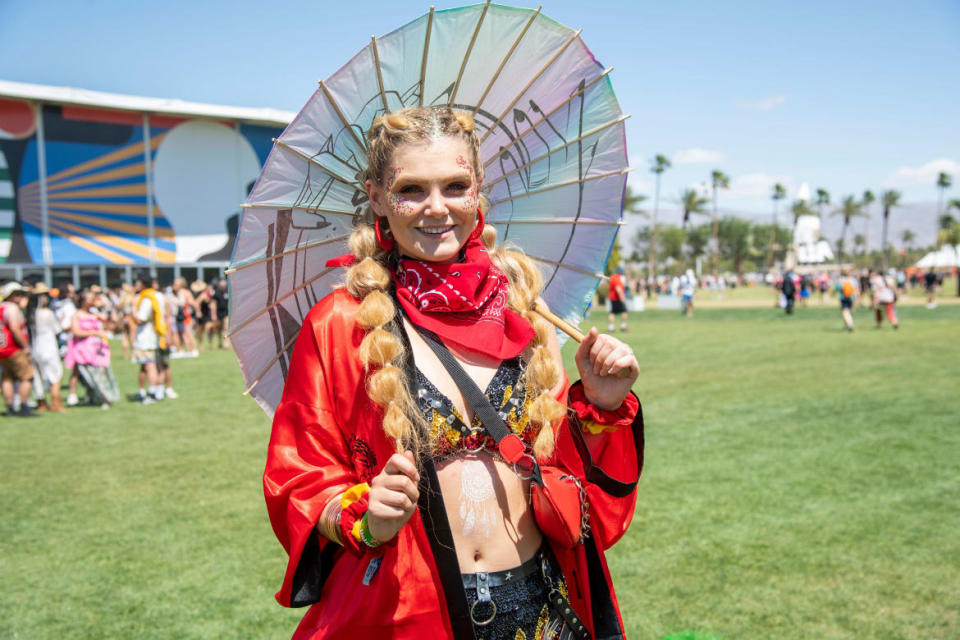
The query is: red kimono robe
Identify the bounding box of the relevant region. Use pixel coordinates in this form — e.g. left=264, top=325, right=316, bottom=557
left=264, top=289, right=644, bottom=639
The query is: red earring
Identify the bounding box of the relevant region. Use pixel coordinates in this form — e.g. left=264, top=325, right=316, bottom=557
left=375, top=217, right=395, bottom=251
left=470, top=208, right=486, bottom=239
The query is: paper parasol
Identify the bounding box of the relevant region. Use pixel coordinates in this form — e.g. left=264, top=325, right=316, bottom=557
left=228, top=2, right=630, bottom=417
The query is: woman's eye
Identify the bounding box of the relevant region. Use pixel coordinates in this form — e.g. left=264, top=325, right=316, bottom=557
left=447, top=182, right=469, bottom=192
left=398, top=185, right=423, bottom=196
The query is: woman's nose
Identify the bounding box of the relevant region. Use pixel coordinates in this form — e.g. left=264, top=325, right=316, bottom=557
left=424, top=187, right=448, bottom=216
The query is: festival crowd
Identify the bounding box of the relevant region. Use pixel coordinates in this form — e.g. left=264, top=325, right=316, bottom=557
left=601, top=266, right=953, bottom=332
left=0, top=277, right=230, bottom=416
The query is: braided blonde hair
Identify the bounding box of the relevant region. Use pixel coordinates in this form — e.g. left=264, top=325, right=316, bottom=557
left=345, top=106, right=563, bottom=460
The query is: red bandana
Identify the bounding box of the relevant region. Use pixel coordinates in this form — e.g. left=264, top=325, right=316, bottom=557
left=392, top=228, right=534, bottom=360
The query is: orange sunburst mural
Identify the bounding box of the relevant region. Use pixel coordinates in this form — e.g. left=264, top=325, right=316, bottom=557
left=16, top=130, right=177, bottom=264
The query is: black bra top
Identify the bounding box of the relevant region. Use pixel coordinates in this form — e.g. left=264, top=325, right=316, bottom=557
left=413, top=356, right=539, bottom=458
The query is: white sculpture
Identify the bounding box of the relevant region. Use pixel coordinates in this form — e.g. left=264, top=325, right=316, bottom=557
left=794, top=215, right=834, bottom=264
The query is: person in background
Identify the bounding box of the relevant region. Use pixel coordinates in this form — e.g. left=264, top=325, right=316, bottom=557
left=133, top=276, right=165, bottom=404
left=192, top=280, right=216, bottom=350
left=871, top=270, right=899, bottom=330
left=679, top=268, right=696, bottom=317
left=64, top=291, right=118, bottom=409
left=799, top=273, right=811, bottom=308
left=0, top=282, right=37, bottom=417
left=28, top=283, right=65, bottom=412
left=52, top=283, right=77, bottom=357
left=924, top=269, right=938, bottom=309
left=858, top=269, right=871, bottom=309
left=118, top=283, right=137, bottom=361
left=212, top=278, right=230, bottom=348
left=607, top=267, right=628, bottom=332
left=817, top=272, right=830, bottom=304
left=894, top=269, right=906, bottom=295
left=173, top=277, right=199, bottom=357
left=781, top=270, right=797, bottom=315
left=156, top=279, right=178, bottom=398
left=836, top=269, right=859, bottom=332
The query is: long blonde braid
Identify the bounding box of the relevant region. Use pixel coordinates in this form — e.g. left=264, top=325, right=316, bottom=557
left=344, top=106, right=563, bottom=461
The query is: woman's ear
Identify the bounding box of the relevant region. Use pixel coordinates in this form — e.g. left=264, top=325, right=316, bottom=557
left=365, top=179, right=386, bottom=217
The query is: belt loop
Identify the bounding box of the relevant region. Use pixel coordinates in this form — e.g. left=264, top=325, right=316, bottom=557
left=470, top=571, right=496, bottom=626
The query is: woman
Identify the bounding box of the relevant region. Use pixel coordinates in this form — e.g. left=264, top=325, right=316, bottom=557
left=193, top=280, right=215, bottom=349
left=28, top=285, right=65, bottom=412
left=118, top=282, right=138, bottom=361
left=870, top=270, right=899, bottom=329
left=264, top=107, right=643, bottom=640
left=64, top=292, right=119, bottom=408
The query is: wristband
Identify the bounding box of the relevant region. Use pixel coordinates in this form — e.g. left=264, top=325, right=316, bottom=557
left=336, top=482, right=394, bottom=556
left=358, top=512, right=382, bottom=548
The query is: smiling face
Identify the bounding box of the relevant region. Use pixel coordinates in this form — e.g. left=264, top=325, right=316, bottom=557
left=366, top=136, right=480, bottom=263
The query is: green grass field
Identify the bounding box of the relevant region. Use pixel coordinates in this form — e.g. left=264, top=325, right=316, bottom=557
left=2, top=303, right=958, bottom=639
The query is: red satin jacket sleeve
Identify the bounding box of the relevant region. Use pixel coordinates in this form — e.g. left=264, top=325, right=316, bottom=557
left=552, top=378, right=644, bottom=551
left=263, top=293, right=360, bottom=607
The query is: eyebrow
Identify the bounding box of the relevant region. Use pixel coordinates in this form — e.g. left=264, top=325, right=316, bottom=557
left=391, top=171, right=473, bottom=187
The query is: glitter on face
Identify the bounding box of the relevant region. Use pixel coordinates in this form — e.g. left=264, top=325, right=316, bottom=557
left=377, top=137, right=479, bottom=262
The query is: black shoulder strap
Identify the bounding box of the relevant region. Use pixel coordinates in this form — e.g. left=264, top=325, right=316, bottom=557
left=391, top=317, right=477, bottom=639
left=417, top=458, right=477, bottom=639
left=410, top=323, right=542, bottom=486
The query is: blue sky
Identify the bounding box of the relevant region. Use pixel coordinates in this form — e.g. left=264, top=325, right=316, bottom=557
left=2, top=0, right=957, bottom=246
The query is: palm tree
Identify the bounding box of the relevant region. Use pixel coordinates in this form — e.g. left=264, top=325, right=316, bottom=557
left=710, top=170, right=729, bottom=278
left=853, top=233, right=866, bottom=257
left=832, top=195, right=862, bottom=264
left=680, top=187, right=709, bottom=231
left=768, top=183, right=787, bottom=268
left=815, top=188, right=830, bottom=218
left=936, top=172, right=952, bottom=216
left=880, top=190, right=901, bottom=270
left=648, top=154, right=671, bottom=294
left=717, top=217, right=752, bottom=277
left=861, top=190, right=875, bottom=255
left=901, top=229, right=916, bottom=251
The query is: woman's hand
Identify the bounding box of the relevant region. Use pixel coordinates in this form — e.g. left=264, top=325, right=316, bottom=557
left=366, top=451, right=420, bottom=543
left=574, top=327, right=639, bottom=411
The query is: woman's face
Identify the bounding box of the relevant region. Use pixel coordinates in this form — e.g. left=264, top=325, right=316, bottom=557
left=366, top=136, right=480, bottom=263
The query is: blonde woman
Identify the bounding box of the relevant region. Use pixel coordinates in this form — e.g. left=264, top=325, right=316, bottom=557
left=264, top=107, right=644, bottom=640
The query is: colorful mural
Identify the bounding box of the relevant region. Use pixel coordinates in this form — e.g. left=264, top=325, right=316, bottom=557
left=0, top=97, right=282, bottom=265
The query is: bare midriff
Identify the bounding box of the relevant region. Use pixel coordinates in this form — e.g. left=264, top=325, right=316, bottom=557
left=404, top=319, right=543, bottom=573
left=436, top=452, right=543, bottom=573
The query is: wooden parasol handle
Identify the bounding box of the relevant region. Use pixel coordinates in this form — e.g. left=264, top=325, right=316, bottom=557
left=531, top=302, right=584, bottom=343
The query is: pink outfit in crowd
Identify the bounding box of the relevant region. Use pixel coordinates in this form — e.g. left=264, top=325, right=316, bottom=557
left=64, top=314, right=110, bottom=369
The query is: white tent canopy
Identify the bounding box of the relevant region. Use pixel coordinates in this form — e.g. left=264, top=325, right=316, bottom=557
left=916, top=245, right=960, bottom=268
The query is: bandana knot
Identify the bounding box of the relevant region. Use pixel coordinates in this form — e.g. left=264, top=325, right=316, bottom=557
left=392, top=235, right=533, bottom=359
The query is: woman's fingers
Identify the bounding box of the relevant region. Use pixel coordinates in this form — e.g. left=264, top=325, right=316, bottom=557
left=383, top=451, right=420, bottom=483
left=604, top=353, right=639, bottom=377
left=368, top=451, right=421, bottom=539
left=575, top=327, right=599, bottom=364
left=590, top=335, right=618, bottom=375
left=375, top=473, right=420, bottom=503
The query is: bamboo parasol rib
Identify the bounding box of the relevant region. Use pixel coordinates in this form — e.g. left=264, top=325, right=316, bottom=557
left=471, top=5, right=541, bottom=117
left=449, top=0, right=490, bottom=106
